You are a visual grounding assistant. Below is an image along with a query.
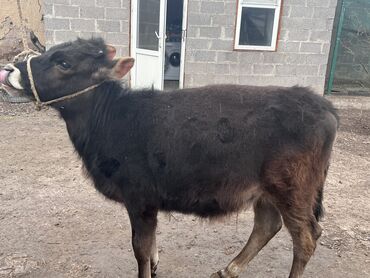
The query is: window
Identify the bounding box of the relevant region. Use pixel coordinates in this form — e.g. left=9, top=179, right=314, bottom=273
left=235, top=0, right=282, bottom=51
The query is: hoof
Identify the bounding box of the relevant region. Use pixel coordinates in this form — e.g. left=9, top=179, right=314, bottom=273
left=210, top=271, right=222, bottom=278
left=210, top=270, right=238, bottom=278
left=151, top=261, right=159, bottom=277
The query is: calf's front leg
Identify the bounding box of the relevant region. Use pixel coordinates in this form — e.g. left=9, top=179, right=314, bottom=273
left=127, top=205, right=158, bottom=278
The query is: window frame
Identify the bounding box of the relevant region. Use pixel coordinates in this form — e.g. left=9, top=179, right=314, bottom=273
left=234, top=0, right=282, bottom=51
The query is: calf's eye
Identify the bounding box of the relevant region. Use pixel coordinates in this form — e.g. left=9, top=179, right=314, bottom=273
left=57, top=61, right=71, bottom=70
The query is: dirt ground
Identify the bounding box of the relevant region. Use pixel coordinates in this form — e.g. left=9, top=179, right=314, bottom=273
left=0, top=97, right=369, bottom=278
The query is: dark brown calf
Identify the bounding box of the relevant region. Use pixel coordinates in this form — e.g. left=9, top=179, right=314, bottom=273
left=0, top=38, right=338, bottom=278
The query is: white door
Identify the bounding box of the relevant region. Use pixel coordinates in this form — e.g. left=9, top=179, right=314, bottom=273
left=131, top=0, right=167, bottom=90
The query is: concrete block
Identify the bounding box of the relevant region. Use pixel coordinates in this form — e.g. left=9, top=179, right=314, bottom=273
left=313, top=7, right=336, bottom=18
left=224, top=2, right=237, bottom=14
left=188, top=13, right=212, bottom=26
left=249, top=76, right=303, bottom=87
left=288, top=30, right=310, bottom=42
left=284, top=0, right=306, bottom=5
left=278, top=76, right=305, bottom=87
left=276, top=65, right=297, bottom=76
left=326, top=18, right=335, bottom=31
left=187, top=26, right=199, bottom=38
left=213, top=74, right=238, bottom=84
left=279, top=29, right=289, bottom=41
left=278, top=41, right=300, bottom=53
left=300, top=42, right=322, bottom=54
left=106, top=32, right=127, bottom=45
left=106, top=8, right=129, bottom=20
left=281, top=17, right=313, bottom=31
left=186, top=38, right=211, bottom=50
left=221, top=27, right=235, bottom=40
left=310, top=31, right=332, bottom=42
left=239, top=52, right=263, bottom=64
left=217, top=51, right=238, bottom=63
left=97, top=20, right=120, bottom=32
left=281, top=5, right=291, bottom=17
left=211, top=15, right=235, bottom=27
left=321, top=43, right=330, bottom=55
left=199, top=27, right=221, bottom=39
left=306, top=54, right=328, bottom=65
left=238, top=76, right=273, bottom=86
left=330, top=0, right=339, bottom=7
left=263, top=52, right=286, bottom=64
left=70, top=19, right=95, bottom=31
left=54, top=5, right=79, bottom=18
left=253, top=64, right=275, bottom=75
left=44, top=17, right=70, bottom=30
left=285, top=53, right=307, bottom=64
left=214, top=63, right=230, bottom=75
left=79, top=32, right=103, bottom=39
left=71, top=0, right=95, bottom=6
left=304, top=76, right=326, bottom=90
left=43, top=4, right=53, bottom=15
left=194, top=50, right=216, bottom=62
left=209, top=39, right=232, bottom=51
left=200, top=2, right=225, bottom=14
left=296, top=65, right=318, bottom=76
left=309, top=0, right=330, bottom=7
left=96, top=0, right=121, bottom=7
left=191, top=74, right=215, bottom=86
left=120, top=20, right=130, bottom=33
left=311, top=18, right=331, bottom=31
left=55, top=30, right=79, bottom=43
left=80, top=6, right=105, bottom=19
left=121, top=0, right=130, bottom=8
left=188, top=1, right=201, bottom=13
left=235, top=63, right=252, bottom=75
left=319, top=64, right=328, bottom=76
left=184, top=63, right=208, bottom=74
left=290, top=6, right=314, bottom=18
left=45, top=30, right=55, bottom=44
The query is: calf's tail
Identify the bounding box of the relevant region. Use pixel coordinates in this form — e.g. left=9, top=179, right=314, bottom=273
left=314, top=187, right=324, bottom=221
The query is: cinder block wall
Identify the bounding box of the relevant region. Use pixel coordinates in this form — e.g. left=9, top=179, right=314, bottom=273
left=42, top=0, right=338, bottom=93
left=185, top=0, right=339, bottom=93
left=43, top=0, right=130, bottom=57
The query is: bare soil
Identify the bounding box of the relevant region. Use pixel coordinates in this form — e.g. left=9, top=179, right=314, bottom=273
left=0, top=99, right=369, bottom=278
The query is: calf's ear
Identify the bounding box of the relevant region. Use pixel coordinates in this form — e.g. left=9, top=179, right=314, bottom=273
left=106, top=45, right=117, bottom=60
left=113, top=57, right=135, bottom=79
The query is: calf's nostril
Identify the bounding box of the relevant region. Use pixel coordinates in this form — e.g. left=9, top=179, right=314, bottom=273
left=4, top=65, right=14, bottom=72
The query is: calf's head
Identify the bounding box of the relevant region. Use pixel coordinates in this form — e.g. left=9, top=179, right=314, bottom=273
left=0, top=38, right=134, bottom=106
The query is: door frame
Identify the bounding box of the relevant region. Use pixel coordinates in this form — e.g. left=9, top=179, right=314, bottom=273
left=130, top=0, right=167, bottom=90
left=179, top=0, right=188, bottom=89
left=130, top=0, right=189, bottom=89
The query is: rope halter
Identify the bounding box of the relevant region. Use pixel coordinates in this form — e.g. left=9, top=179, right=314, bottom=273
left=26, top=56, right=103, bottom=110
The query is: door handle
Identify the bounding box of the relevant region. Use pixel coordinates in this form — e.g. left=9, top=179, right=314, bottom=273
left=182, top=29, right=187, bottom=42
left=155, top=31, right=167, bottom=40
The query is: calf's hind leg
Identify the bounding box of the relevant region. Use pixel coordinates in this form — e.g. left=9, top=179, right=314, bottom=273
left=282, top=211, right=322, bottom=278
left=211, top=198, right=282, bottom=278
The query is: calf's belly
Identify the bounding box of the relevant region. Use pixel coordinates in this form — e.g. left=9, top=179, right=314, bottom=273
left=159, top=182, right=262, bottom=218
